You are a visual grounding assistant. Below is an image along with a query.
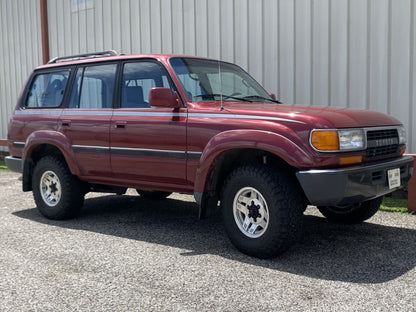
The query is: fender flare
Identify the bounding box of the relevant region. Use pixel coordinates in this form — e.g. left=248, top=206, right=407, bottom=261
left=193, top=129, right=315, bottom=193
left=23, top=130, right=80, bottom=176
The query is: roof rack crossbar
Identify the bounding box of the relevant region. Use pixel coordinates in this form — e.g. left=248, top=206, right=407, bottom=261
left=47, top=50, right=119, bottom=64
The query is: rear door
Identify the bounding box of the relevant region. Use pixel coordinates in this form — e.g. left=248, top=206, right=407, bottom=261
left=60, top=63, right=117, bottom=177
left=110, top=60, right=187, bottom=185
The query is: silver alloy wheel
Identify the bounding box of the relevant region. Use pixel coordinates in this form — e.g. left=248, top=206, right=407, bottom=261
left=233, top=187, right=269, bottom=238
left=40, top=170, right=62, bottom=207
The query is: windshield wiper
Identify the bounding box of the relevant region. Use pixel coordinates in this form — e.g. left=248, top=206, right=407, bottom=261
left=194, top=94, right=252, bottom=102
left=243, top=95, right=282, bottom=104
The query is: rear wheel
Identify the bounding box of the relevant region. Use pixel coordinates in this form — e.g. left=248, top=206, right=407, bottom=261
left=136, top=190, right=172, bottom=200
left=32, top=156, right=84, bottom=220
left=317, top=197, right=382, bottom=224
left=221, top=165, right=304, bottom=258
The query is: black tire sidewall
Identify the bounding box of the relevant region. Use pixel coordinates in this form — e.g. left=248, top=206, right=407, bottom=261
left=221, top=165, right=303, bottom=258
left=318, top=197, right=382, bottom=224
left=32, top=156, right=83, bottom=220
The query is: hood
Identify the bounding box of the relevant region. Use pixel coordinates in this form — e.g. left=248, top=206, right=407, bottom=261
left=217, top=102, right=402, bottom=129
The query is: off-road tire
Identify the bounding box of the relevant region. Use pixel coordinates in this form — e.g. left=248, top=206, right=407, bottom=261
left=221, top=165, right=304, bottom=258
left=317, top=197, right=382, bottom=224
left=136, top=190, right=172, bottom=200
left=32, top=155, right=84, bottom=220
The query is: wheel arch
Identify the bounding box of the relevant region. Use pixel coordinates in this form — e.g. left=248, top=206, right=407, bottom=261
left=194, top=130, right=312, bottom=218
left=22, top=131, right=79, bottom=191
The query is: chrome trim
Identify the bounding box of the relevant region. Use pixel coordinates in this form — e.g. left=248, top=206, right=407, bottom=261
left=309, top=126, right=403, bottom=153
left=309, top=128, right=366, bottom=153
left=15, top=109, right=302, bottom=123
left=62, top=110, right=113, bottom=116
left=14, top=109, right=62, bottom=115
left=13, top=142, right=25, bottom=148
left=189, top=113, right=304, bottom=124
left=113, top=111, right=185, bottom=117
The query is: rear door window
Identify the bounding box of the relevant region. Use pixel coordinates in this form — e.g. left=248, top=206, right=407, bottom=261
left=69, top=64, right=117, bottom=109
left=26, top=70, right=70, bottom=108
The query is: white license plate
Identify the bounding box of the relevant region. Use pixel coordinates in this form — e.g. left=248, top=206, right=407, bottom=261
left=387, top=168, right=401, bottom=189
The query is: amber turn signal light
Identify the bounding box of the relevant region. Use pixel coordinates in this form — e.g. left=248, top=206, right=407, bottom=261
left=310, top=130, right=339, bottom=151
left=338, top=156, right=363, bottom=166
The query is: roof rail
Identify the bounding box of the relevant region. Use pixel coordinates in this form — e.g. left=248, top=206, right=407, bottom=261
left=47, top=50, right=120, bottom=64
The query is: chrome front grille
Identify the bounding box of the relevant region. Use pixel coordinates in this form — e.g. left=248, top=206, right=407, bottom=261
left=366, top=128, right=399, bottom=159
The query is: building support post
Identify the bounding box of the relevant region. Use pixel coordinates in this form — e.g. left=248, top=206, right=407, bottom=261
left=40, top=0, right=50, bottom=64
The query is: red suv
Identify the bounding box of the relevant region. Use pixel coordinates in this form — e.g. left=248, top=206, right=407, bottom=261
left=6, top=51, right=413, bottom=258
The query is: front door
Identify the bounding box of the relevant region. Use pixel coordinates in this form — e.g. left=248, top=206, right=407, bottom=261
left=110, top=60, right=187, bottom=185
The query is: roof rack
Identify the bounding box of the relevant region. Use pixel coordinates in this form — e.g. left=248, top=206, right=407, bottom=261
left=47, top=50, right=120, bottom=64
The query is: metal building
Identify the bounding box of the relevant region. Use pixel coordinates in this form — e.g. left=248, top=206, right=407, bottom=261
left=0, top=0, right=415, bottom=152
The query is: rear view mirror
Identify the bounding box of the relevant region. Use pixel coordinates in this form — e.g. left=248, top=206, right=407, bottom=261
left=149, top=87, right=181, bottom=108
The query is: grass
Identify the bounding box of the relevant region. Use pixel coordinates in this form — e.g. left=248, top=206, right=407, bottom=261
left=0, top=158, right=7, bottom=170
left=380, top=196, right=410, bottom=214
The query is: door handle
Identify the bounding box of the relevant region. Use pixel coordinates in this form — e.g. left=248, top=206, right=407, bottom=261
left=61, top=120, right=71, bottom=127
left=115, top=121, right=127, bottom=129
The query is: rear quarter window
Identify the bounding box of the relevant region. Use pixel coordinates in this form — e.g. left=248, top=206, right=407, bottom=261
left=25, top=70, right=70, bottom=108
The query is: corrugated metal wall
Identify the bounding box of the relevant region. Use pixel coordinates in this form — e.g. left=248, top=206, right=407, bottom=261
left=0, top=0, right=415, bottom=153
left=0, top=0, right=43, bottom=151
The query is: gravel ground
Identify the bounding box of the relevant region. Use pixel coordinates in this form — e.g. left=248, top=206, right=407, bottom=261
left=1, top=170, right=416, bottom=311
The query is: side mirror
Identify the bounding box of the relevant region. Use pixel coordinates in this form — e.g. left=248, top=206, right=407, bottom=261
left=149, top=87, right=181, bottom=108
left=269, top=93, right=276, bottom=100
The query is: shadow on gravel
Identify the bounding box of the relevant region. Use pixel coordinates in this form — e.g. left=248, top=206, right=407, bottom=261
left=13, top=194, right=416, bottom=284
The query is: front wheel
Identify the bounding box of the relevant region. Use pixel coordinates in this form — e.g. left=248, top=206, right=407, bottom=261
left=317, top=197, right=383, bottom=224
left=221, top=165, right=305, bottom=258
left=32, top=156, right=84, bottom=220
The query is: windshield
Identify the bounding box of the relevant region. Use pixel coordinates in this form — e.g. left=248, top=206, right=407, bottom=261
left=169, top=57, right=274, bottom=103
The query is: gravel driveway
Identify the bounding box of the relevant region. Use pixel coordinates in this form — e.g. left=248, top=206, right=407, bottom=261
left=1, top=170, right=416, bottom=311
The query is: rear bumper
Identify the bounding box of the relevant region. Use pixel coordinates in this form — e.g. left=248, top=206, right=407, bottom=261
left=5, top=156, right=23, bottom=173
left=296, top=156, right=413, bottom=206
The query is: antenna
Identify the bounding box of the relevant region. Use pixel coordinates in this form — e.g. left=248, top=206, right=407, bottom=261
left=218, top=60, right=224, bottom=111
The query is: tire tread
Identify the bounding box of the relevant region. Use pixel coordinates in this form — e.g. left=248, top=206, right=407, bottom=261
left=32, top=155, right=84, bottom=220
left=221, top=165, right=304, bottom=258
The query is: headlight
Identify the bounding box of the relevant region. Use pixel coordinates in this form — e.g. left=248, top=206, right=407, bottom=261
left=310, top=129, right=365, bottom=152
left=338, top=129, right=365, bottom=150
left=398, top=126, right=407, bottom=145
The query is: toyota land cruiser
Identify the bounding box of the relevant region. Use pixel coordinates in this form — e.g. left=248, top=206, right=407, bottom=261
left=6, top=51, right=413, bottom=258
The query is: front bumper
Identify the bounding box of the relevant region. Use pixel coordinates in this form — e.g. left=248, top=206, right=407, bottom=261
left=5, top=156, right=23, bottom=173
left=296, top=156, right=413, bottom=206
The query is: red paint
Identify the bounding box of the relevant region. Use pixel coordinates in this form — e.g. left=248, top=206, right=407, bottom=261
left=6, top=54, right=411, bottom=197
left=407, top=154, right=416, bottom=212
left=110, top=107, right=187, bottom=185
